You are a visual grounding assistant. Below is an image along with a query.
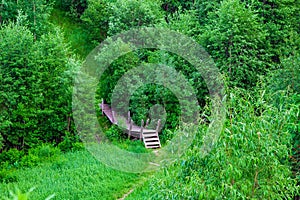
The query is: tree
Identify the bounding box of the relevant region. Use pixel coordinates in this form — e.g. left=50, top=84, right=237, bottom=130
left=55, top=0, right=87, bottom=19
left=0, top=22, right=35, bottom=149
left=107, top=0, right=163, bottom=36
left=0, top=0, right=54, bottom=39
left=200, top=0, right=271, bottom=88
left=127, top=87, right=299, bottom=199
left=0, top=22, right=75, bottom=150
left=243, top=0, right=300, bottom=61
left=80, top=0, right=110, bottom=43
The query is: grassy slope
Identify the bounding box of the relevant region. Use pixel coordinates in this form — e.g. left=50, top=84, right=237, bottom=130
left=49, top=8, right=96, bottom=59
left=0, top=150, right=140, bottom=199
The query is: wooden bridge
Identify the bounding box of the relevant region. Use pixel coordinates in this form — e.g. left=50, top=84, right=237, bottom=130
left=99, top=100, right=161, bottom=149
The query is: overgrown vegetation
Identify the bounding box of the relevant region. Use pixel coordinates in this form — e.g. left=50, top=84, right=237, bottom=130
left=0, top=0, right=299, bottom=199
left=0, top=149, right=140, bottom=199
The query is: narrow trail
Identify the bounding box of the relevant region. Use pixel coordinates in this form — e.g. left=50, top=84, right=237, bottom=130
left=118, top=188, right=135, bottom=200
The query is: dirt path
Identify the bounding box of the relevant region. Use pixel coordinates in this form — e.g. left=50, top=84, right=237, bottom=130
left=118, top=188, right=135, bottom=200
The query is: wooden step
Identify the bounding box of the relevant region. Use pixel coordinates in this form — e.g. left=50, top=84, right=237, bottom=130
left=146, top=146, right=160, bottom=149
left=145, top=145, right=160, bottom=149
left=144, top=138, right=160, bottom=142
left=100, top=103, right=161, bottom=148
left=145, top=141, right=160, bottom=146
left=142, top=129, right=156, bottom=133
left=143, top=133, right=158, bottom=137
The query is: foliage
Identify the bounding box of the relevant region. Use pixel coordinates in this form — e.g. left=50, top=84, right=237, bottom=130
left=267, top=54, right=300, bottom=94
left=128, top=88, right=299, bottom=199
left=199, top=0, right=272, bottom=88
left=194, top=0, right=221, bottom=26
left=80, top=0, right=110, bottom=43
left=49, top=8, right=95, bottom=58
left=107, top=0, right=163, bottom=36
left=1, top=0, right=299, bottom=198
left=243, top=0, right=300, bottom=60
left=161, top=0, right=196, bottom=23
left=96, top=40, right=140, bottom=105
left=0, top=148, right=24, bottom=167
left=1, top=187, right=55, bottom=200
left=266, top=52, right=300, bottom=190
left=0, top=168, right=18, bottom=184
left=55, top=0, right=87, bottom=19
left=104, top=125, right=125, bottom=141
left=0, top=22, right=75, bottom=151
left=0, top=0, right=54, bottom=39
left=0, top=150, right=140, bottom=199
left=2, top=186, right=36, bottom=200
left=0, top=144, right=61, bottom=170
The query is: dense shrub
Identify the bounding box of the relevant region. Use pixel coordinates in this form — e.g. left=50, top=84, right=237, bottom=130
left=199, top=0, right=272, bottom=88
left=80, top=0, right=110, bottom=43
left=0, top=0, right=54, bottom=39
left=0, top=22, right=75, bottom=151
left=0, top=148, right=24, bottom=167
left=0, top=168, right=18, bottom=183
left=128, top=88, right=299, bottom=199
left=55, top=0, right=87, bottom=19
left=107, top=0, right=163, bottom=36
left=105, top=125, right=126, bottom=142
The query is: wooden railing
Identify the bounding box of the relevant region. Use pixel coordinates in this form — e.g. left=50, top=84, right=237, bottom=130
left=99, top=100, right=161, bottom=148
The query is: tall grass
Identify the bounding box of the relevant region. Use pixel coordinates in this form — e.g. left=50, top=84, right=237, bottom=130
left=49, top=9, right=96, bottom=58
left=126, top=88, right=300, bottom=199
left=0, top=150, right=140, bottom=199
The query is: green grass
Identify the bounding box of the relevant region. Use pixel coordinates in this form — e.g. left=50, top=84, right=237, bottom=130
left=49, top=9, right=96, bottom=59
left=0, top=150, right=141, bottom=199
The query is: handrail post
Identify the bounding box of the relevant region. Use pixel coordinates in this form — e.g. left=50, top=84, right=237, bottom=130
left=156, top=119, right=161, bottom=135
left=145, top=118, right=150, bottom=127
left=127, top=111, right=131, bottom=122
left=128, top=119, right=133, bottom=139
left=101, top=99, right=104, bottom=115
left=140, top=119, right=144, bottom=141
left=112, top=110, right=116, bottom=124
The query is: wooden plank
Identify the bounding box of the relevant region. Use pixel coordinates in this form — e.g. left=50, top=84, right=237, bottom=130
left=144, top=138, right=160, bottom=142
left=145, top=142, right=160, bottom=145
left=142, top=129, right=156, bottom=133
left=143, top=133, right=159, bottom=137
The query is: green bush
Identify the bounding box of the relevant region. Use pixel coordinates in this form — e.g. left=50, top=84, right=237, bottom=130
left=58, top=132, right=82, bottom=152
left=29, top=145, right=61, bottom=160
left=128, top=88, right=299, bottom=199
left=56, top=0, right=87, bottom=19
left=0, top=22, right=75, bottom=151
left=105, top=125, right=125, bottom=141
left=0, top=149, right=24, bottom=167
left=19, top=154, right=39, bottom=168
left=0, top=0, right=54, bottom=39
left=107, top=0, right=163, bottom=36
left=80, top=0, right=110, bottom=43
left=0, top=168, right=17, bottom=184
left=0, top=145, right=62, bottom=170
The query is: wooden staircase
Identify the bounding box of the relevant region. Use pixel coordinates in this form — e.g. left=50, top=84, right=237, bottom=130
left=142, top=130, right=161, bottom=149
left=100, top=101, right=161, bottom=149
